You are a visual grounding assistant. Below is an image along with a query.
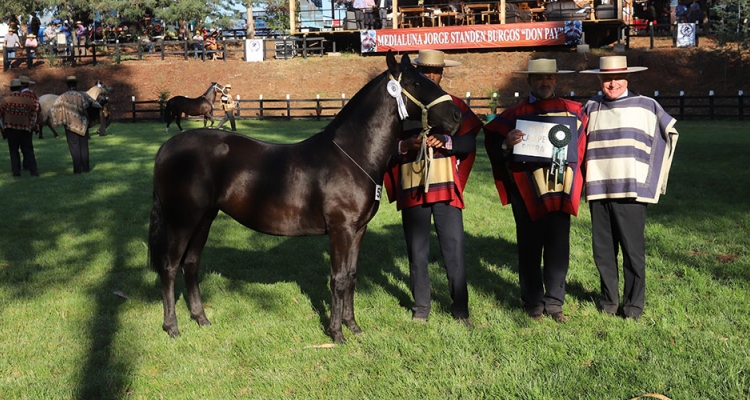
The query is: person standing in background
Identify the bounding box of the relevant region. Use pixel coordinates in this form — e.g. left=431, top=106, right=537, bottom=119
left=0, top=78, right=41, bottom=177
left=216, top=84, right=237, bottom=131
left=51, top=75, right=102, bottom=174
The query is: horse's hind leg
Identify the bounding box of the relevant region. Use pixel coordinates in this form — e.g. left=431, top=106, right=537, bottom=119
left=175, top=115, right=184, bottom=132
left=182, top=209, right=219, bottom=327
left=327, top=227, right=367, bottom=343
left=45, top=121, right=60, bottom=139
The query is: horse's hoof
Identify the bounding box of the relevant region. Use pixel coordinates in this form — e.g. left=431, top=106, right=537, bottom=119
left=163, top=325, right=180, bottom=338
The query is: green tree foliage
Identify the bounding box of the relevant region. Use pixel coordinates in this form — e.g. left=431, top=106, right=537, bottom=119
left=711, top=0, right=749, bottom=48
left=2, top=0, right=292, bottom=38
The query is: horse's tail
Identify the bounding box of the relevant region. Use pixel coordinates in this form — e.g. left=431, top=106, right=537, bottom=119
left=163, top=101, right=174, bottom=124
left=148, top=189, right=167, bottom=272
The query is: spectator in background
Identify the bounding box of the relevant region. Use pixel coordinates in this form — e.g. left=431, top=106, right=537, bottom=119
left=3, top=27, right=20, bottom=69
left=29, top=13, right=41, bottom=37
left=687, top=0, right=702, bottom=24
left=675, top=0, right=688, bottom=22
left=376, top=0, right=392, bottom=29
left=353, top=0, right=367, bottom=28
left=60, top=21, right=73, bottom=55
left=75, top=21, right=87, bottom=60
left=192, top=30, right=204, bottom=59
left=24, top=33, right=38, bottom=68
left=45, top=22, right=58, bottom=54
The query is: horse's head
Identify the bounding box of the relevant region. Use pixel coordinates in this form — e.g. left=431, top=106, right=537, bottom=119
left=385, top=51, right=461, bottom=135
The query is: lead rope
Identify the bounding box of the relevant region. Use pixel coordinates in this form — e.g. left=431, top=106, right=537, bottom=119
left=387, top=73, right=452, bottom=193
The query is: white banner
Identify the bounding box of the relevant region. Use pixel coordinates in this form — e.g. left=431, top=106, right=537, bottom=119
left=676, top=23, right=696, bottom=48
left=245, top=39, right=264, bottom=62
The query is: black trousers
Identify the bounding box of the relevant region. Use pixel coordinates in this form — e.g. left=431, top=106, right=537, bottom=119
left=216, top=111, right=236, bottom=131
left=6, top=128, right=38, bottom=176
left=65, top=129, right=90, bottom=174
left=590, top=200, right=647, bottom=318
left=509, top=188, right=570, bottom=315
left=402, top=202, right=469, bottom=319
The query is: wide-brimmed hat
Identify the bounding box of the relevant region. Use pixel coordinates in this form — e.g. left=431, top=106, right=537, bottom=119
left=27, top=33, right=36, bottom=38
left=76, top=21, right=82, bottom=25
left=10, top=79, right=22, bottom=88
left=412, top=50, right=460, bottom=68
left=580, top=55, right=648, bottom=74
left=224, top=84, right=232, bottom=88
left=513, top=58, right=574, bottom=74
left=19, top=75, right=35, bottom=85
left=66, top=75, right=78, bottom=83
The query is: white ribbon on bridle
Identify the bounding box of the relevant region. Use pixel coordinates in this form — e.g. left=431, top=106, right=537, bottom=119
left=388, top=73, right=453, bottom=193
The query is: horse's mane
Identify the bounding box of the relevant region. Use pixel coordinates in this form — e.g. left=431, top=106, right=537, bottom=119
left=324, top=71, right=389, bottom=133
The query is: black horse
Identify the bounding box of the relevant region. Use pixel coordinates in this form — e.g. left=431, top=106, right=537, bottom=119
left=148, top=51, right=461, bottom=343
left=163, top=82, right=221, bottom=133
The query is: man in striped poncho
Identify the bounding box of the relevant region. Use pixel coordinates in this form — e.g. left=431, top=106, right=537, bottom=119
left=580, top=56, right=679, bottom=321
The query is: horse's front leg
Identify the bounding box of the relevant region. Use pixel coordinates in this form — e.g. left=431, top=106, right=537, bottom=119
left=328, top=227, right=367, bottom=343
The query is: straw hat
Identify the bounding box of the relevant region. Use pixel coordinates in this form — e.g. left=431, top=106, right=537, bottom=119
left=580, top=55, right=648, bottom=74
left=27, top=33, right=36, bottom=38
left=10, top=79, right=22, bottom=89
left=19, top=75, right=35, bottom=85
left=412, top=50, right=460, bottom=68
left=66, top=75, right=78, bottom=83
left=513, top=58, right=573, bottom=74
left=225, top=84, right=232, bottom=88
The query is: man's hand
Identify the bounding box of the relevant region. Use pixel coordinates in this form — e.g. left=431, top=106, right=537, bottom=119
left=505, top=129, right=525, bottom=149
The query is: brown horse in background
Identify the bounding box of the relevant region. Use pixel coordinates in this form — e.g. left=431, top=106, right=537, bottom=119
left=148, top=51, right=462, bottom=343
left=164, top=83, right=222, bottom=133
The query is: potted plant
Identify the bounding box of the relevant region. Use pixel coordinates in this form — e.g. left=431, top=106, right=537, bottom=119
left=486, top=90, right=499, bottom=121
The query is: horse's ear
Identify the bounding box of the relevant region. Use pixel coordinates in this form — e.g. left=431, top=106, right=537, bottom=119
left=386, top=50, right=399, bottom=75
left=400, top=53, right=412, bottom=69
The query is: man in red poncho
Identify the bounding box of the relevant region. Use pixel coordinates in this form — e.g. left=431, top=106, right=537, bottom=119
left=484, top=58, right=587, bottom=323
left=385, top=50, right=483, bottom=325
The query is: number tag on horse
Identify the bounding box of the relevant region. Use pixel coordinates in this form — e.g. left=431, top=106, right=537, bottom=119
left=375, top=184, right=382, bottom=201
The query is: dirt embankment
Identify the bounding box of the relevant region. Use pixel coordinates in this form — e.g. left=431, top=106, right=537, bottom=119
left=5, top=37, right=748, bottom=103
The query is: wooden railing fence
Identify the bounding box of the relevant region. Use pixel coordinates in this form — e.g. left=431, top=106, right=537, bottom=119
left=112, top=91, right=749, bottom=123
left=2, top=36, right=326, bottom=71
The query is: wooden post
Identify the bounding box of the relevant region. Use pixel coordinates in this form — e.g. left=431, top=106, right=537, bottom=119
left=739, top=91, right=745, bottom=120
left=709, top=90, right=714, bottom=120
left=131, top=96, right=137, bottom=122
left=259, top=94, right=264, bottom=120
left=679, top=91, right=685, bottom=120
left=286, top=94, right=291, bottom=120
left=649, top=21, right=654, bottom=49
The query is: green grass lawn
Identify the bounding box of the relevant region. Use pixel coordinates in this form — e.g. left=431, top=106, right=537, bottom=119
left=0, top=120, right=748, bottom=399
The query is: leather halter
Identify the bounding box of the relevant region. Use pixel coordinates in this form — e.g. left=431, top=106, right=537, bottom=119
left=389, top=72, right=454, bottom=193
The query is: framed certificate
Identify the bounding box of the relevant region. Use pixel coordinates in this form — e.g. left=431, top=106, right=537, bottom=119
left=512, top=115, right=578, bottom=164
